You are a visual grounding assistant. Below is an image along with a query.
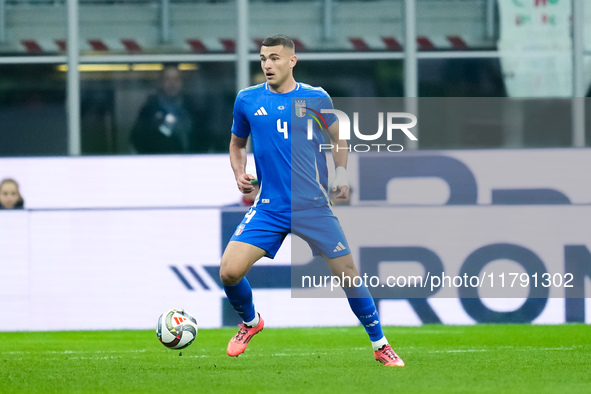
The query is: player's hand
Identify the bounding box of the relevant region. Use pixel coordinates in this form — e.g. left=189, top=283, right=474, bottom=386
left=331, top=166, right=350, bottom=200
left=333, top=184, right=350, bottom=200
left=237, top=173, right=257, bottom=194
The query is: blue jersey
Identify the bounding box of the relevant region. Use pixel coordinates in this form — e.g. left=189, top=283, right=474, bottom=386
left=231, top=82, right=337, bottom=212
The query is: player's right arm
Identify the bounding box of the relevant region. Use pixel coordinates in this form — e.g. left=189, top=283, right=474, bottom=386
left=229, top=134, right=256, bottom=194
left=230, top=92, right=255, bottom=194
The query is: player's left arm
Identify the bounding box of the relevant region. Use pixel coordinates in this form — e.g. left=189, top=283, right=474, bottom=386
left=327, top=120, right=349, bottom=200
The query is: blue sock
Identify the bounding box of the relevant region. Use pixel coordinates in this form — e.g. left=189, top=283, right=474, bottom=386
left=343, top=285, right=384, bottom=342
left=224, top=277, right=256, bottom=323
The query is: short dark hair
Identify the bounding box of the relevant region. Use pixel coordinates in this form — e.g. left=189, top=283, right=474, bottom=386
left=261, top=35, right=295, bottom=51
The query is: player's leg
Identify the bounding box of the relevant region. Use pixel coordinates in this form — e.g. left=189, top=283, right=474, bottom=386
left=220, top=240, right=266, bottom=319
left=324, top=254, right=390, bottom=347
left=324, top=253, right=404, bottom=367
left=221, top=208, right=289, bottom=357
left=220, top=240, right=267, bottom=357
left=294, top=206, right=404, bottom=366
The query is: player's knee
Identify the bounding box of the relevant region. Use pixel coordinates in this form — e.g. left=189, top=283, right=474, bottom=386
left=341, top=264, right=358, bottom=278
left=219, top=267, right=244, bottom=286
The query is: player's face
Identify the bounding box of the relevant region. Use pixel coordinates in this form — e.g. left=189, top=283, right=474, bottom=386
left=0, top=182, right=20, bottom=209
left=260, top=45, right=296, bottom=90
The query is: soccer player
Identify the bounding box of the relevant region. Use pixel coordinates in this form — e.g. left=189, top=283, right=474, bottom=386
left=219, top=34, right=404, bottom=367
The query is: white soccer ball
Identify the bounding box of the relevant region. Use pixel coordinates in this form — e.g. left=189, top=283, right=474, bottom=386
left=157, top=308, right=198, bottom=350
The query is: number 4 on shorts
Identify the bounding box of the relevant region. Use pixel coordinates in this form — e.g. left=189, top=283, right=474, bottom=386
left=245, top=208, right=257, bottom=223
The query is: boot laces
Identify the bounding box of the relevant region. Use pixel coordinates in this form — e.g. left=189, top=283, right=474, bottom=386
left=234, top=325, right=249, bottom=341
left=382, top=345, right=397, bottom=360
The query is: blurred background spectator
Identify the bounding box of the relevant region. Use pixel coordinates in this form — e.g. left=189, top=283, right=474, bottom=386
left=130, top=64, right=213, bottom=154
left=0, top=178, right=24, bottom=210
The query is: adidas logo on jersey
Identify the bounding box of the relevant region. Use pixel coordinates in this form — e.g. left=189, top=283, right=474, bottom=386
left=333, top=242, right=347, bottom=253
left=254, top=107, right=268, bottom=116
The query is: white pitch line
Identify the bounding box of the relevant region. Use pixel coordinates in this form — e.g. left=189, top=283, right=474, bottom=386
left=184, top=352, right=330, bottom=358
left=429, top=349, right=489, bottom=353
left=2, top=346, right=583, bottom=359
left=427, top=346, right=579, bottom=354
left=0, top=349, right=149, bottom=355
left=271, top=352, right=328, bottom=357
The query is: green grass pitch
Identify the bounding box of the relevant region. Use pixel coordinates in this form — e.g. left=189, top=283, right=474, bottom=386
left=1, top=325, right=590, bottom=393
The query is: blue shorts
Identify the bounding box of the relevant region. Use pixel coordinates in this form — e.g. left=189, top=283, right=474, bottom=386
left=230, top=205, right=351, bottom=259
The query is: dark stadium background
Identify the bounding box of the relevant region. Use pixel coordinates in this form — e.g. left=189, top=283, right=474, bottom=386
left=0, top=0, right=589, bottom=335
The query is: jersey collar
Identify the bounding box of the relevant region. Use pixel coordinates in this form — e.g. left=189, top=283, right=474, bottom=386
left=264, top=82, right=301, bottom=92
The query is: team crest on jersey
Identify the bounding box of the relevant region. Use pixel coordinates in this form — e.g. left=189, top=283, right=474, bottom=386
left=235, top=224, right=245, bottom=236
left=295, top=100, right=306, bottom=117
